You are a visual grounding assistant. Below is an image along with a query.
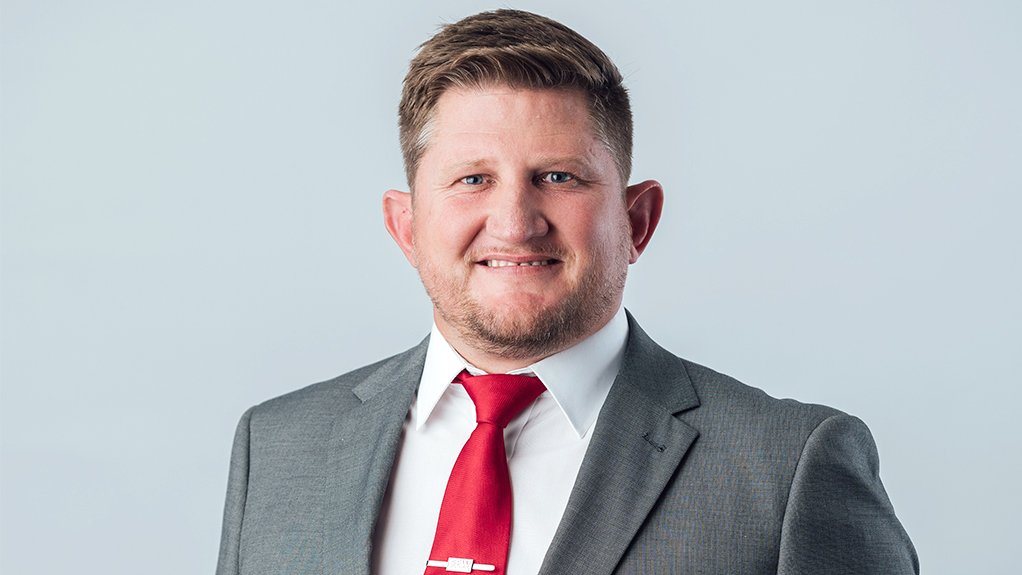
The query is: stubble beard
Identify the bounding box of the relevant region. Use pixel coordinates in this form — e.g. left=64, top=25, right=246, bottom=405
left=418, top=236, right=631, bottom=362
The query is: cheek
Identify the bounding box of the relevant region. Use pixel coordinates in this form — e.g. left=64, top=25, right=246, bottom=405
left=561, top=204, right=630, bottom=253
left=413, top=207, right=481, bottom=259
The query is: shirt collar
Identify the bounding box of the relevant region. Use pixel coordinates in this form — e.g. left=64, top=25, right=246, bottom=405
left=415, top=307, right=628, bottom=438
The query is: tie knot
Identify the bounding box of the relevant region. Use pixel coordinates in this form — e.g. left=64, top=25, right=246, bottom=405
left=455, top=371, right=546, bottom=428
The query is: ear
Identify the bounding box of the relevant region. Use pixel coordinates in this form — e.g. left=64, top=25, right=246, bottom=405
left=383, top=189, right=417, bottom=267
left=624, top=179, right=664, bottom=264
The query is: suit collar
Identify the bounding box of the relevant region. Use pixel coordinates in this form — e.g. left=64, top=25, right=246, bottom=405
left=539, top=311, right=702, bottom=575
left=324, top=337, right=428, bottom=575
left=616, top=310, right=700, bottom=415
left=350, top=337, right=429, bottom=403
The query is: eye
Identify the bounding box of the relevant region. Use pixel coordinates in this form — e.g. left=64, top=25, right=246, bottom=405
left=460, top=175, right=486, bottom=185
left=540, top=171, right=575, bottom=184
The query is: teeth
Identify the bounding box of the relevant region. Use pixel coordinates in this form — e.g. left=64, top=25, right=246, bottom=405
left=484, top=260, right=551, bottom=267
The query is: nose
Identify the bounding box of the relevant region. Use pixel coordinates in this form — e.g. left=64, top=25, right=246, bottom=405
left=484, top=179, right=550, bottom=243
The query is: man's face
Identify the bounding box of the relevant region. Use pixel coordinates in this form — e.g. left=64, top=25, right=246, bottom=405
left=384, top=87, right=661, bottom=366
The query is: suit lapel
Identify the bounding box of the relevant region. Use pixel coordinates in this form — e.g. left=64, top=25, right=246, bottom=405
left=323, top=339, right=428, bottom=575
left=539, top=315, right=701, bottom=575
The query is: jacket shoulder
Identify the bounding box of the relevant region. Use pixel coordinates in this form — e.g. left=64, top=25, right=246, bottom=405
left=245, top=340, right=427, bottom=429
left=680, top=358, right=844, bottom=438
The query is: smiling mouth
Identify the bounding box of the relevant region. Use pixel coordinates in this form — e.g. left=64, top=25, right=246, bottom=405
left=480, top=259, right=559, bottom=267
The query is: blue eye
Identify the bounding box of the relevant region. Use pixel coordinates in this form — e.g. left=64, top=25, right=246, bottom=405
left=461, top=175, right=485, bottom=185
left=542, top=172, right=574, bottom=184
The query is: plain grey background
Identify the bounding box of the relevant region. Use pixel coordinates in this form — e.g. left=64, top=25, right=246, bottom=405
left=2, top=1, right=1019, bottom=573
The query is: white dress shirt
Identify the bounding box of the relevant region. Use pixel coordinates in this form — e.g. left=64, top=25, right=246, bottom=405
left=372, top=307, right=628, bottom=575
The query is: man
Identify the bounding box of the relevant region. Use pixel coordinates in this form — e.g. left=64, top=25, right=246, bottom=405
left=216, top=9, right=917, bottom=575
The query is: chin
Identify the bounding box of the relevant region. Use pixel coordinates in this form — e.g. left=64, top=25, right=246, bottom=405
left=427, top=263, right=626, bottom=359
left=483, top=290, right=553, bottom=310
left=452, top=295, right=594, bottom=361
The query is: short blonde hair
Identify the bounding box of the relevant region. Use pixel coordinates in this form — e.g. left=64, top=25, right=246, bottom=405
left=399, top=9, right=632, bottom=187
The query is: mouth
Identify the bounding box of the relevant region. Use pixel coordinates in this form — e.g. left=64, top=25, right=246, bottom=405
left=474, top=252, right=564, bottom=269
left=481, top=259, right=558, bottom=267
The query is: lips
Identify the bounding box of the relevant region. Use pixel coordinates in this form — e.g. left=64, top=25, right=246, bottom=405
left=481, top=259, right=557, bottom=267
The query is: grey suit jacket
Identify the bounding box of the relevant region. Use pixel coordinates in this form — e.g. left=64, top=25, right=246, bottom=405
left=216, top=315, right=918, bottom=574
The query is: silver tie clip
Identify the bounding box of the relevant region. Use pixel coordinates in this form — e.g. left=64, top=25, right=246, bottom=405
left=426, top=557, right=497, bottom=572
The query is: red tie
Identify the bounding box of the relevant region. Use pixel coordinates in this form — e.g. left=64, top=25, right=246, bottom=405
left=424, top=371, right=546, bottom=575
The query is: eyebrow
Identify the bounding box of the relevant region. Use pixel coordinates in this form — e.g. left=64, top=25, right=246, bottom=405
left=444, top=159, right=492, bottom=175
left=533, top=156, right=599, bottom=174
left=440, top=156, right=599, bottom=178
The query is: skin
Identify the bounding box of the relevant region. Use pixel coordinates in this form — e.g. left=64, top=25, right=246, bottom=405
left=384, top=87, right=664, bottom=373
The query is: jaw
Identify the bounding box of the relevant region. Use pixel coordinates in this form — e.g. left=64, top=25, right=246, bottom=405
left=425, top=255, right=626, bottom=371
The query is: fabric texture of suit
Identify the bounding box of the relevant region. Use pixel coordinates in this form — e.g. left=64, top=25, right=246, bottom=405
left=216, top=313, right=918, bottom=574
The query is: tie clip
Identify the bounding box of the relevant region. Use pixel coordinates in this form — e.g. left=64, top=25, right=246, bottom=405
left=426, top=557, right=496, bottom=572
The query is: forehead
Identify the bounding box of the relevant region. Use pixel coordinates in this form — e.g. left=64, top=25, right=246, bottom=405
left=417, top=87, right=608, bottom=174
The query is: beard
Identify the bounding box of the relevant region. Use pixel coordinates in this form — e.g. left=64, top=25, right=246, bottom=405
left=416, top=235, right=631, bottom=361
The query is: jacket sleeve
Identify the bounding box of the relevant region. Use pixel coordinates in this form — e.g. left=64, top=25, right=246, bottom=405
left=215, top=407, right=254, bottom=575
left=778, top=414, right=919, bottom=574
